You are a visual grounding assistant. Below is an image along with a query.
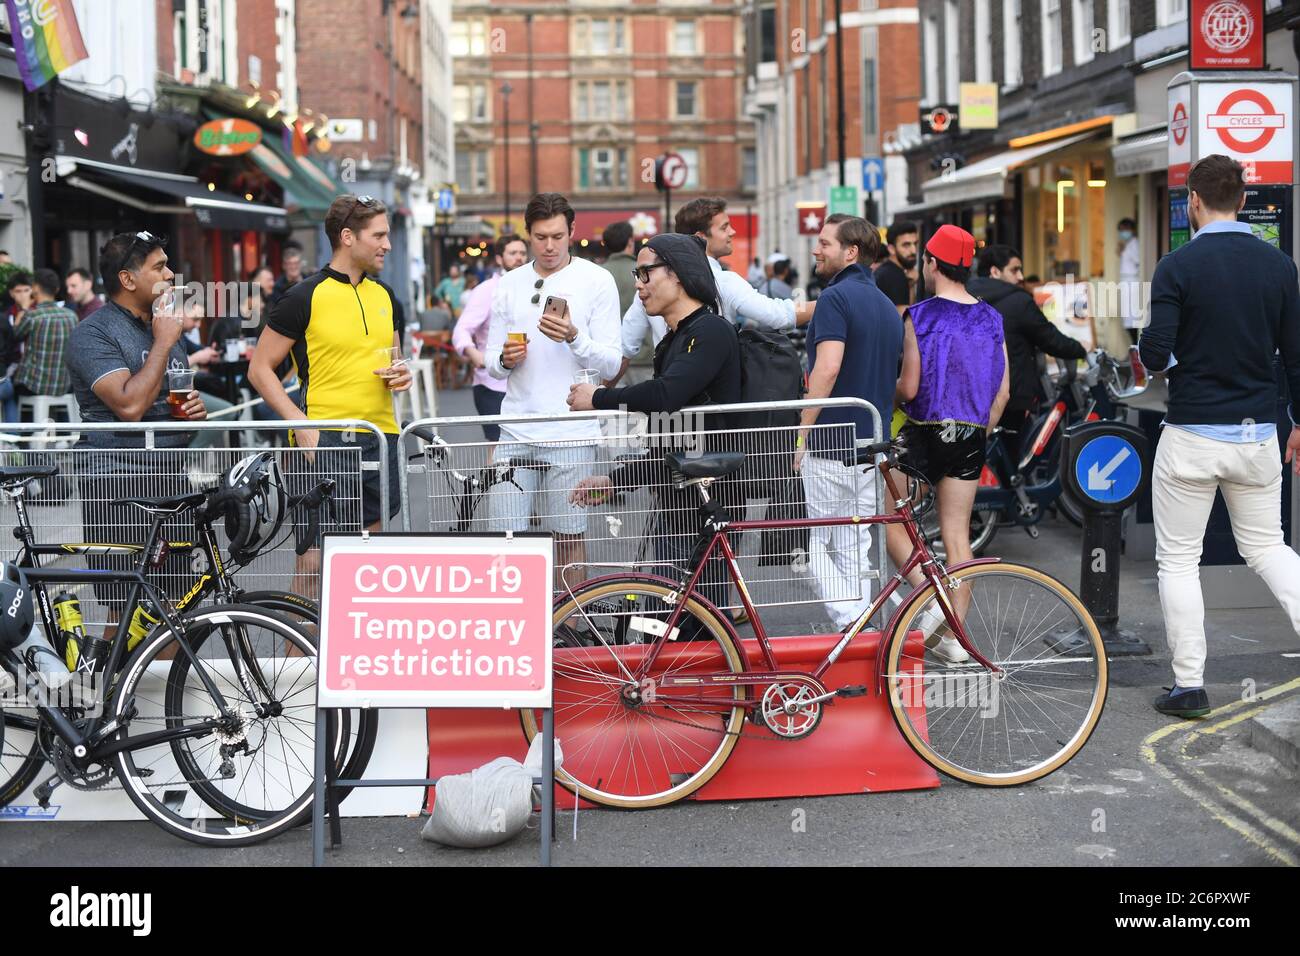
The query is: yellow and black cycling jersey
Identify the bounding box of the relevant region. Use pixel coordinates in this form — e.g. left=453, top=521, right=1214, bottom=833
left=267, top=266, right=400, bottom=433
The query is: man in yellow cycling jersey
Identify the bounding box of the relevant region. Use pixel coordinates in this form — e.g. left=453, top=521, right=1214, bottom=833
left=250, top=195, right=412, bottom=531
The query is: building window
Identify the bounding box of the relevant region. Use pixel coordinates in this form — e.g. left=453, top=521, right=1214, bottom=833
left=673, top=147, right=700, bottom=189
left=923, top=15, right=939, bottom=105
left=575, top=80, right=630, bottom=121
left=575, top=17, right=626, bottom=55
left=1003, top=0, right=1022, bottom=88
left=673, top=19, right=697, bottom=54
left=675, top=81, right=698, bottom=118
left=742, top=146, right=757, bottom=190
left=452, top=83, right=489, bottom=123
left=1157, top=0, right=1187, bottom=27
left=1042, top=0, right=1062, bottom=77
left=578, top=147, right=628, bottom=189
left=759, top=2, right=777, bottom=62
left=451, top=18, right=487, bottom=57
left=974, top=1, right=991, bottom=82
left=943, top=0, right=959, bottom=103
left=1073, top=1, right=1095, bottom=66
left=1108, top=0, right=1130, bottom=47
left=455, top=150, right=489, bottom=193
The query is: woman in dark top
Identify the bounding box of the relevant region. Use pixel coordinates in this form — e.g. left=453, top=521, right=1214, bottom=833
left=567, top=233, right=742, bottom=613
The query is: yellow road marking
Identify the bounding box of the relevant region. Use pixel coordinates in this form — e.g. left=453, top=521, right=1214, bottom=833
left=1141, top=675, right=1300, bottom=866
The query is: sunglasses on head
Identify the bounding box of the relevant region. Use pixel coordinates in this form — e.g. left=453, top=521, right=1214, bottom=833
left=116, top=231, right=166, bottom=276
left=341, top=195, right=378, bottom=232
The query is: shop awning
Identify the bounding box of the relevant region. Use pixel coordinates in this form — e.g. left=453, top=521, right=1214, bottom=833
left=60, top=157, right=289, bottom=232
left=918, top=132, right=1099, bottom=208
left=246, top=133, right=343, bottom=216
left=1112, top=128, right=1169, bottom=177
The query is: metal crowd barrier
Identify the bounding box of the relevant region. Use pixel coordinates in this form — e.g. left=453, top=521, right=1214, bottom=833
left=398, top=398, right=885, bottom=614
left=0, top=419, right=387, bottom=627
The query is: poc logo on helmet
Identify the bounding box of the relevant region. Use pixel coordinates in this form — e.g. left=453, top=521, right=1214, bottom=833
left=7, top=587, right=24, bottom=619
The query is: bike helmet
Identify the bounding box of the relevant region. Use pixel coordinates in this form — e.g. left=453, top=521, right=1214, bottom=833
left=214, top=452, right=288, bottom=564
left=0, top=562, right=34, bottom=650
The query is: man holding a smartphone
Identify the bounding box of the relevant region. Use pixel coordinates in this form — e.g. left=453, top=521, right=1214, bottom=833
left=483, top=192, right=623, bottom=586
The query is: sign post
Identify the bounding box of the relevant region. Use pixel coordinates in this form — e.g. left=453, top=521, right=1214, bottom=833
left=312, top=532, right=555, bottom=866
left=657, top=151, right=688, bottom=237
left=1060, top=422, right=1151, bottom=656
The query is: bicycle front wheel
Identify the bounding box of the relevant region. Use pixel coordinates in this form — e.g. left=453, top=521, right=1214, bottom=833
left=0, top=707, right=43, bottom=807
left=883, top=563, right=1107, bottom=786
left=112, top=605, right=323, bottom=846
left=520, top=577, right=747, bottom=809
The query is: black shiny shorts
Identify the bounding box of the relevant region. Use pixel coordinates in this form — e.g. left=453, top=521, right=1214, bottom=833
left=898, top=421, right=988, bottom=485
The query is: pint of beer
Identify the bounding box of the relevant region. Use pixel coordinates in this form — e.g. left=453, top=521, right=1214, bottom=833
left=167, top=369, right=196, bottom=419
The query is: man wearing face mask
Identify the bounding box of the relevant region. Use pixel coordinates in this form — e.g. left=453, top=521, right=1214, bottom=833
left=1117, top=218, right=1142, bottom=343
left=1139, top=155, right=1300, bottom=719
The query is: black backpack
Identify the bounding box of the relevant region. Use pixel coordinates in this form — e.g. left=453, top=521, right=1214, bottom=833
left=734, top=326, right=805, bottom=429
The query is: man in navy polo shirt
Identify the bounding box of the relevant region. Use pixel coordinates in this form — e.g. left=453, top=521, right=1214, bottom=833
left=795, top=214, right=903, bottom=629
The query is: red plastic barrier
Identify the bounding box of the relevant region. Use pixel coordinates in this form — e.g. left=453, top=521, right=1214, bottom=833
left=426, top=629, right=939, bottom=810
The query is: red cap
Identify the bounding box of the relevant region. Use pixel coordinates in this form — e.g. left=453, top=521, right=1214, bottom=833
left=926, top=224, right=976, bottom=267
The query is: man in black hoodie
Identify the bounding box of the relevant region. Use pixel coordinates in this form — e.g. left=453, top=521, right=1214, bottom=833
left=968, top=245, right=1086, bottom=460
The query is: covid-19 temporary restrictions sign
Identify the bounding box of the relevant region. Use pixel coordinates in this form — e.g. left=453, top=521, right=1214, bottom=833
left=317, top=533, right=553, bottom=709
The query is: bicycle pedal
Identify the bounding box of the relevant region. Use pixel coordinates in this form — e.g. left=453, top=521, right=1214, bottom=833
left=1024, top=525, right=1040, bottom=539
left=835, top=685, right=868, bottom=698
left=34, top=774, right=62, bottom=806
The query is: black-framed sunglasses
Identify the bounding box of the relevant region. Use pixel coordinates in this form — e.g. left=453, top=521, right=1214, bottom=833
left=631, top=263, right=669, bottom=283
left=341, top=195, right=378, bottom=232
left=529, top=277, right=545, bottom=305
left=116, top=230, right=167, bottom=275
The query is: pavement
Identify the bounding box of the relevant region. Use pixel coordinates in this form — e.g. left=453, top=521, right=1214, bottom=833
left=2, top=383, right=1298, bottom=867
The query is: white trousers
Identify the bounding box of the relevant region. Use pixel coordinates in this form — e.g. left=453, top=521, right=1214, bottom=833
left=799, top=454, right=877, bottom=629
left=1152, top=427, right=1300, bottom=687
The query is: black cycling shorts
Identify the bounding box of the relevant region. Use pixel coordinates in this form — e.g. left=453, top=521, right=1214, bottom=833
left=897, top=421, right=988, bottom=485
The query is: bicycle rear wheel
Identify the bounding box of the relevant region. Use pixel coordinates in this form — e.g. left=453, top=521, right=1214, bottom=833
left=520, top=577, right=747, bottom=809
left=112, top=605, right=323, bottom=846
left=883, top=563, right=1106, bottom=786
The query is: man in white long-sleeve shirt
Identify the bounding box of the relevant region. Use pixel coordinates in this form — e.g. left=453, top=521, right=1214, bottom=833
left=484, top=192, right=623, bottom=585
left=614, top=197, right=814, bottom=380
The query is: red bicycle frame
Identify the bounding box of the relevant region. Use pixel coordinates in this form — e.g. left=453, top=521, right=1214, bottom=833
left=592, top=462, right=1004, bottom=710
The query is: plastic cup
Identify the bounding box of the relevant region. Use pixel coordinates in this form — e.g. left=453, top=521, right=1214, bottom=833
left=167, top=368, right=195, bottom=419
left=573, top=369, right=601, bottom=386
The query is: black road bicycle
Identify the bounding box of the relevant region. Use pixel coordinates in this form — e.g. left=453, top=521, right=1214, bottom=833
left=0, top=464, right=363, bottom=845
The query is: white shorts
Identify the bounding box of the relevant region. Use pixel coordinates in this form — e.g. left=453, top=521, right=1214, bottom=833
left=486, top=442, right=596, bottom=535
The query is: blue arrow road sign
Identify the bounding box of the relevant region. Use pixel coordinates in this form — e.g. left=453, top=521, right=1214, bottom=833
left=862, top=157, right=885, bottom=192
left=436, top=188, right=455, bottom=213
left=1074, top=434, right=1142, bottom=505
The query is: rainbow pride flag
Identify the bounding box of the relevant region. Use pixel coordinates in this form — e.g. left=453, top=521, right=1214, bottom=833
left=5, top=0, right=89, bottom=91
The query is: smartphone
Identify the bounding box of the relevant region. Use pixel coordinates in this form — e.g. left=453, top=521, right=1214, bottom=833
left=542, top=295, right=568, bottom=320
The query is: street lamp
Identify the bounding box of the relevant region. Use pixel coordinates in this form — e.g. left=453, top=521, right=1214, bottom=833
left=501, top=82, right=513, bottom=231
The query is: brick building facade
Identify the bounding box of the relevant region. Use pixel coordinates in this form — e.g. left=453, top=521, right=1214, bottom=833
left=451, top=0, right=756, bottom=267
left=742, top=0, right=921, bottom=284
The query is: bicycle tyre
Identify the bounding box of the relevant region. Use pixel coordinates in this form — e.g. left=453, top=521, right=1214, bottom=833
left=0, top=708, right=43, bottom=807
left=519, top=577, right=747, bottom=809
left=239, top=590, right=378, bottom=802
left=882, top=563, right=1107, bottom=786
left=112, top=605, right=324, bottom=846
left=1056, top=486, right=1085, bottom=527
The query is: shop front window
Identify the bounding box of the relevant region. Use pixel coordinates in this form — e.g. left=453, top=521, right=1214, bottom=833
left=1036, top=157, right=1107, bottom=280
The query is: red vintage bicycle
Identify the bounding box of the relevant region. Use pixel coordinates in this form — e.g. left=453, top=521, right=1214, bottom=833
left=521, top=440, right=1108, bottom=809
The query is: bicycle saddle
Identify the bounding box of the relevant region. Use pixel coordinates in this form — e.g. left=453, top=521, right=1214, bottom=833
left=665, top=451, right=746, bottom=479
left=111, top=490, right=209, bottom=514
left=0, top=464, right=58, bottom=483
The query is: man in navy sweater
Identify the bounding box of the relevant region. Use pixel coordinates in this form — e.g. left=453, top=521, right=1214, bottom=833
left=1140, top=154, right=1300, bottom=719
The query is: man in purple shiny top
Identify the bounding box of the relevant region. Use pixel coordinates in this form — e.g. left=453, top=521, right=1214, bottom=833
left=888, top=224, right=1010, bottom=662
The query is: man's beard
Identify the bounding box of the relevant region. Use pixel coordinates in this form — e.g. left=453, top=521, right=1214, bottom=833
left=897, top=254, right=917, bottom=270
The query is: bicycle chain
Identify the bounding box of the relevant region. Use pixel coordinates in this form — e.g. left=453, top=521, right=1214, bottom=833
left=634, top=696, right=817, bottom=743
